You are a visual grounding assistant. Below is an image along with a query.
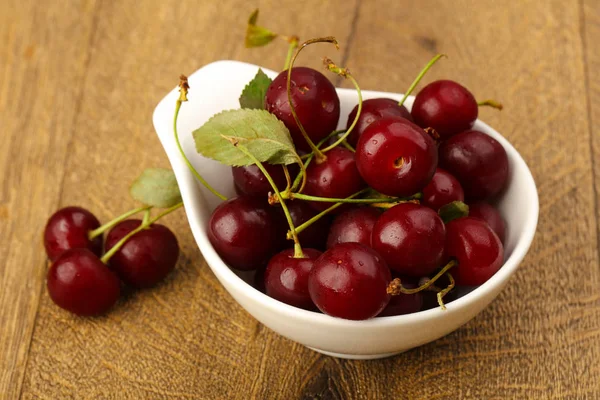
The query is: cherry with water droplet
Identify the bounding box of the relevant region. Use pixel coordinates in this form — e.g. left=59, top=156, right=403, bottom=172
left=346, top=98, right=412, bottom=147
left=326, top=207, right=380, bottom=248
left=422, top=168, right=465, bottom=211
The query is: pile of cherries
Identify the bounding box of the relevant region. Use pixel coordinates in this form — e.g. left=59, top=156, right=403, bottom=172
left=43, top=206, right=180, bottom=316
left=208, top=61, right=508, bottom=320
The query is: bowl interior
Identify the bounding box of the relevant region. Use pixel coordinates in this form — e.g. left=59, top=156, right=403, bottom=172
left=152, top=60, right=539, bottom=325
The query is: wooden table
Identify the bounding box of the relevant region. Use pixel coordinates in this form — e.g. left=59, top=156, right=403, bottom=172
left=2, top=1, right=599, bottom=398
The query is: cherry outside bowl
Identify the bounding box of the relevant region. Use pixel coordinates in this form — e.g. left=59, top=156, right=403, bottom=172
left=152, top=60, right=539, bottom=359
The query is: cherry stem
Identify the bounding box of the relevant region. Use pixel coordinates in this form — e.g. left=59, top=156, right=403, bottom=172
left=340, top=139, right=355, bottom=152
left=287, top=37, right=340, bottom=163
left=227, top=139, right=304, bottom=258
left=174, top=75, right=227, bottom=201
left=369, top=199, right=420, bottom=209
left=320, top=58, right=362, bottom=153
left=287, top=188, right=369, bottom=240
left=100, top=202, right=183, bottom=264
left=281, top=191, right=418, bottom=204
left=283, top=165, right=292, bottom=192
left=386, top=259, right=457, bottom=296
left=477, top=99, right=504, bottom=110
left=88, top=205, right=151, bottom=240
left=142, top=209, right=151, bottom=226
left=282, top=36, right=299, bottom=71
left=398, top=54, right=446, bottom=107
left=437, top=272, right=455, bottom=310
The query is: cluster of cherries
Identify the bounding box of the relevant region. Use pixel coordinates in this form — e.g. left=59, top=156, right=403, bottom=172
left=208, top=61, right=508, bottom=320
left=43, top=206, right=180, bottom=316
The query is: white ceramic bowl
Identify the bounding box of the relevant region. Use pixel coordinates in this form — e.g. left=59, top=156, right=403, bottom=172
left=152, top=60, right=539, bottom=359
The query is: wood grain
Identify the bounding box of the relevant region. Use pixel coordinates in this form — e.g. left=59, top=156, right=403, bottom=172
left=1, top=0, right=599, bottom=399
left=0, top=1, right=100, bottom=397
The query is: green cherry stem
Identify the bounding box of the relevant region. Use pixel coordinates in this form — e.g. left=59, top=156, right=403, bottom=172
left=340, top=139, right=355, bottom=152
left=477, top=99, right=504, bottom=110
left=282, top=35, right=299, bottom=70
left=142, top=208, right=151, bottom=226
left=320, top=58, right=362, bottom=153
left=174, top=76, right=227, bottom=201
left=282, top=192, right=412, bottom=204
left=437, top=272, right=455, bottom=310
left=398, top=53, right=446, bottom=107
left=88, top=205, right=151, bottom=240
left=287, top=189, right=368, bottom=240
left=287, top=37, right=340, bottom=163
left=387, top=259, right=457, bottom=296
left=100, top=202, right=183, bottom=264
left=226, top=137, right=304, bottom=258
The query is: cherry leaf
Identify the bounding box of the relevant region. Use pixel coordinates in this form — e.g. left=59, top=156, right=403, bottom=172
left=130, top=168, right=182, bottom=208
left=245, top=9, right=278, bottom=48
left=193, top=109, right=299, bottom=166
left=239, top=68, right=272, bottom=109
left=438, top=201, right=469, bottom=224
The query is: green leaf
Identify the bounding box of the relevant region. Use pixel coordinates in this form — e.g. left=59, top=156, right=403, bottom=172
left=239, top=69, right=272, bottom=110
left=245, top=9, right=278, bottom=48
left=438, top=201, right=469, bottom=224
left=130, top=168, right=182, bottom=208
left=193, top=109, right=299, bottom=166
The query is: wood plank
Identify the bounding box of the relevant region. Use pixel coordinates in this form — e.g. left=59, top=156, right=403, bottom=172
left=0, top=1, right=100, bottom=398
left=18, top=1, right=359, bottom=399
left=583, top=0, right=600, bottom=291
left=334, top=0, right=600, bottom=398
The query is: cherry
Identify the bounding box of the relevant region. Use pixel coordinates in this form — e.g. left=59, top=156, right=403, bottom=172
left=411, top=80, right=478, bottom=139
left=47, top=248, right=120, bottom=316
left=346, top=98, right=412, bottom=147
left=208, top=196, right=281, bottom=270
left=326, top=207, right=380, bottom=249
left=264, top=248, right=322, bottom=310
left=378, top=281, right=423, bottom=317
left=371, top=202, right=445, bottom=277
left=281, top=201, right=331, bottom=250
left=44, top=206, right=103, bottom=261
left=355, top=117, right=437, bottom=197
left=468, top=202, right=506, bottom=244
left=304, top=147, right=365, bottom=211
left=439, top=130, right=509, bottom=201
left=232, top=164, right=288, bottom=198
left=445, top=217, right=504, bottom=286
left=265, top=67, right=340, bottom=152
left=308, top=242, right=391, bottom=320
left=422, top=168, right=465, bottom=211
left=104, top=220, right=179, bottom=288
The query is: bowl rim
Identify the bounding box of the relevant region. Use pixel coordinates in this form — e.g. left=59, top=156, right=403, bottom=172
left=153, top=59, right=540, bottom=328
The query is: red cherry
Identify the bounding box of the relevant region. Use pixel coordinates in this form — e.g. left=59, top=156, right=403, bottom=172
left=355, top=117, right=438, bottom=197
left=44, top=206, right=103, bottom=261
left=468, top=202, right=506, bottom=244
left=308, top=243, right=391, bottom=320
left=104, top=220, right=179, bottom=288
left=445, top=217, right=504, bottom=286
left=208, top=196, right=281, bottom=270
left=439, top=130, right=509, bottom=201
left=264, top=248, right=322, bottom=310
left=422, top=168, right=465, bottom=211
left=304, top=147, right=365, bottom=211
left=371, top=203, right=446, bottom=277
left=346, top=98, right=412, bottom=147
left=326, top=207, right=380, bottom=249
left=231, top=164, right=288, bottom=198
left=411, top=80, right=478, bottom=139
left=280, top=201, right=332, bottom=250
left=47, top=248, right=120, bottom=316
left=265, top=67, right=340, bottom=152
